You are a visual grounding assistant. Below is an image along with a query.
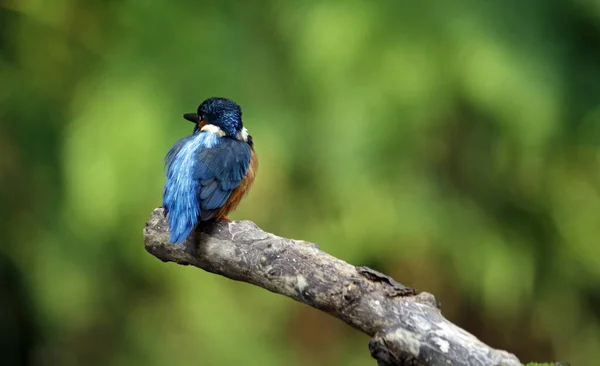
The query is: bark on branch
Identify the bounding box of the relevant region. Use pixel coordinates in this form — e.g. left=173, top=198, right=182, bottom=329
left=143, top=208, right=522, bottom=366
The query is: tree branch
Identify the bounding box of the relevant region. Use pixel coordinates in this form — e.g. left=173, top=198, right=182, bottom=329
left=143, top=208, right=522, bottom=366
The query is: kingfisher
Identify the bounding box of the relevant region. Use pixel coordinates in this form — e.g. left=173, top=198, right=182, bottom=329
left=162, top=97, right=258, bottom=244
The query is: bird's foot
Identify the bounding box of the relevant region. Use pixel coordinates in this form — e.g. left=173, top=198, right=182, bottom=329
left=220, top=216, right=231, bottom=221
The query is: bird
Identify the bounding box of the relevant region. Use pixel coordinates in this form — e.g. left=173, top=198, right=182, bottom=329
left=162, top=97, right=258, bottom=244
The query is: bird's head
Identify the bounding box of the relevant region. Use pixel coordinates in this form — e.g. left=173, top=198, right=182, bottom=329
left=184, top=97, right=243, bottom=137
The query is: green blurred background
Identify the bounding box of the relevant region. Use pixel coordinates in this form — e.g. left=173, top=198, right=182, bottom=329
left=1, top=0, right=600, bottom=365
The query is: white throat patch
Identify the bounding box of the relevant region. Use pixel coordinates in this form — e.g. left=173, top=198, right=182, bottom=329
left=200, top=124, right=226, bottom=137
left=237, top=127, right=249, bottom=142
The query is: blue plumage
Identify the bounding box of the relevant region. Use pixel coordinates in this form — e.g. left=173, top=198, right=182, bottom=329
left=162, top=97, right=252, bottom=244
left=193, top=138, right=251, bottom=218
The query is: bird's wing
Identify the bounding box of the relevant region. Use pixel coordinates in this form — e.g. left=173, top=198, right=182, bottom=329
left=192, top=137, right=251, bottom=221
left=163, top=133, right=251, bottom=243
left=162, top=134, right=194, bottom=216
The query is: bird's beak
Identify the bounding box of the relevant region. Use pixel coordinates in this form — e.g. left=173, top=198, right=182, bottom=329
left=183, top=113, right=199, bottom=123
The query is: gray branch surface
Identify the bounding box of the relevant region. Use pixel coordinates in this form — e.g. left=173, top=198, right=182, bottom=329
left=144, top=208, right=522, bottom=366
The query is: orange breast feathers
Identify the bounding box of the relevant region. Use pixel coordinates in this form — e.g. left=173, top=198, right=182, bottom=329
left=215, top=146, right=258, bottom=219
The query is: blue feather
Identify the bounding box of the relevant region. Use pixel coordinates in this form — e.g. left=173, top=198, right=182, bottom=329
left=162, top=132, right=251, bottom=244
left=193, top=139, right=251, bottom=212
